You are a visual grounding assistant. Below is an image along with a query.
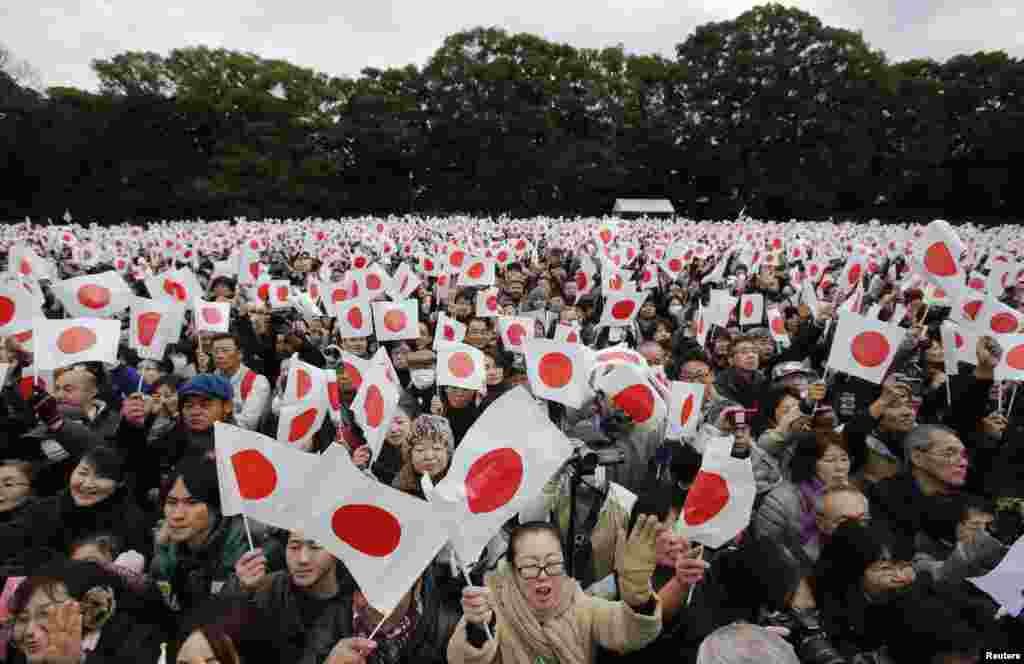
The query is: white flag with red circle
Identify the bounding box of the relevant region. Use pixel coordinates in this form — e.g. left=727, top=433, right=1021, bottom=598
left=351, top=363, right=400, bottom=460
left=637, top=263, right=658, bottom=290
left=418, top=254, right=442, bottom=277
left=18, top=365, right=53, bottom=401
left=972, top=296, right=1022, bottom=336
left=994, top=335, right=1024, bottom=382
left=573, top=255, right=597, bottom=302
left=339, top=351, right=371, bottom=394
left=497, top=316, right=535, bottom=354
left=33, top=318, right=120, bottom=371
left=130, top=297, right=185, bottom=360
left=437, top=342, right=486, bottom=392
left=322, top=280, right=352, bottom=318
left=918, top=219, right=964, bottom=292
left=594, top=363, right=666, bottom=431
left=601, top=261, right=630, bottom=295
left=475, top=287, right=500, bottom=318
left=193, top=298, right=230, bottom=334
left=427, top=386, right=573, bottom=566
left=146, top=268, right=201, bottom=306
left=674, top=433, right=755, bottom=548
left=825, top=310, right=907, bottom=384
left=388, top=262, right=420, bottom=301
left=214, top=422, right=319, bottom=529
left=523, top=339, right=590, bottom=409
left=237, top=242, right=263, bottom=285
left=0, top=284, right=42, bottom=336
left=445, top=246, right=468, bottom=275
left=591, top=344, right=649, bottom=373
left=433, top=313, right=466, bottom=349
left=838, top=255, right=866, bottom=294
left=267, top=280, right=292, bottom=310
left=599, top=290, right=648, bottom=327
left=766, top=307, right=790, bottom=346
left=458, top=257, right=495, bottom=288
left=302, top=449, right=452, bottom=613
left=667, top=381, right=704, bottom=440
left=986, top=261, right=1018, bottom=296
left=371, top=299, right=419, bottom=342
left=335, top=299, right=373, bottom=339
left=277, top=359, right=329, bottom=448
left=361, top=264, right=390, bottom=301
left=553, top=322, right=582, bottom=345
left=951, top=289, right=985, bottom=326
left=939, top=321, right=970, bottom=377
left=7, top=243, right=51, bottom=282
left=349, top=251, right=371, bottom=272
left=738, top=293, right=764, bottom=327
left=52, top=271, right=131, bottom=319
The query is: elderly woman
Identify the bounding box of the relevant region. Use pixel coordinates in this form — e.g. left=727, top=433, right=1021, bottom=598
left=393, top=415, right=454, bottom=499
left=448, top=518, right=663, bottom=664
left=754, top=432, right=856, bottom=565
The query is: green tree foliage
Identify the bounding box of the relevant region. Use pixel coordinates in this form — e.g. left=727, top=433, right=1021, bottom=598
left=0, top=9, right=1022, bottom=222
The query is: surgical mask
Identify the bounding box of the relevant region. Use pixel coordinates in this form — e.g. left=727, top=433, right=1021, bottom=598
left=410, top=369, right=436, bottom=390
left=668, top=305, right=683, bottom=316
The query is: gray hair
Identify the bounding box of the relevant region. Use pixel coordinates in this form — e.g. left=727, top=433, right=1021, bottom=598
left=696, top=623, right=799, bottom=664
left=903, top=424, right=958, bottom=465
left=814, top=486, right=869, bottom=516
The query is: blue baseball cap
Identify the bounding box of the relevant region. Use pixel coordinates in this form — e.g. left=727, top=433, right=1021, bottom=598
left=178, top=374, right=233, bottom=401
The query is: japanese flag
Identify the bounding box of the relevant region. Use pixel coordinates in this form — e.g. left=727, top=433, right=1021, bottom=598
left=986, top=261, right=1018, bottom=296
left=351, top=364, right=400, bottom=461
left=994, top=335, right=1024, bottom=382
left=696, top=303, right=711, bottom=348
left=0, top=284, right=42, bottom=336
left=826, top=310, right=907, bottom=384
left=667, top=381, right=704, bottom=440
left=147, top=268, right=201, bottom=306
left=193, top=298, right=230, bottom=334
left=591, top=344, right=649, bottom=372
left=339, top=351, right=371, bottom=393
left=19, top=365, right=54, bottom=401
left=600, top=290, right=648, bottom=327
left=475, top=287, right=500, bottom=318
left=595, top=363, right=666, bottom=431
left=523, top=339, right=590, bottom=409
left=767, top=307, right=790, bottom=346
left=437, top=343, right=486, bottom=392
left=267, top=281, right=292, bottom=310
left=7, top=243, right=51, bottom=281
left=602, top=262, right=630, bottom=294
left=214, top=422, right=318, bottom=530
left=918, top=219, right=964, bottom=292
left=973, top=297, right=1022, bottom=336
left=323, top=280, right=353, bottom=318
left=838, top=255, right=866, bottom=294
left=388, top=263, right=420, bottom=301
left=739, top=293, right=764, bottom=327
left=335, top=299, right=373, bottom=339
left=302, top=450, right=452, bottom=614
left=674, top=433, right=755, bottom=548
left=445, top=246, right=468, bottom=275
left=130, top=298, right=185, bottom=360
left=277, top=362, right=329, bottom=448
left=951, top=289, right=984, bottom=326
left=418, top=254, right=442, bottom=278
left=361, top=264, right=390, bottom=301
left=350, top=251, right=371, bottom=272
left=459, top=257, right=495, bottom=288
left=553, top=322, right=581, bottom=345
left=428, top=387, right=573, bottom=565
left=497, top=316, right=535, bottom=353
left=939, top=321, right=971, bottom=377
left=573, top=256, right=596, bottom=302
left=493, top=245, right=514, bottom=268
left=660, top=243, right=688, bottom=279
left=371, top=300, right=419, bottom=342
left=434, top=313, right=467, bottom=349
left=637, top=264, right=657, bottom=290
left=33, top=318, right=120, bottom=371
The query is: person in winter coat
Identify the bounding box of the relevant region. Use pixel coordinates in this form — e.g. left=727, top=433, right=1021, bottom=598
left=713, top=336, right=768, bottom=413
left=448, top=519, right=663, bottom=664
left=0, top=460, right=39, bottom=578
left=392, top=414, right=453, bottom=499
left=174, top=596, right=291, bottom=664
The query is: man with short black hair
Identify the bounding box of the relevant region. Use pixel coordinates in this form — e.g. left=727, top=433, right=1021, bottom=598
left=211, top=333, right=270, bottom=430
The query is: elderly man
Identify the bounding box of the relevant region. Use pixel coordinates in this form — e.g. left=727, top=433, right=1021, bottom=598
left=696, top=623, right=799, bottom=664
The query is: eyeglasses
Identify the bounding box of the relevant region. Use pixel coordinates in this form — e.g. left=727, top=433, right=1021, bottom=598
left=869, top=561, right=914, bottom=576
left=516, top=561, right=566, bottom=580
left=922, top=448, right=968, bottom=464
left=681, top=369, right=710, bottom=381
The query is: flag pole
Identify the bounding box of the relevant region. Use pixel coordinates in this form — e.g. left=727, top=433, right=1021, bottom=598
left=1009, top=383, right=1020, bottom=417
left=241, top=514, right=255, bottom=552
left=685, top=544, right=704, bottom=607
left=367, top=605, right=396, bottom=641
left=998, top=380, right=1004, bottom=416
left=452, top=547, right=493, bottom=640
left=945, top=378, right=952, bottom=409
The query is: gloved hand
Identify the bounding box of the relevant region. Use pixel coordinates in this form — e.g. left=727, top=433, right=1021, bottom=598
left=618, top=514, right=659, bottom=608
left=31, top=389, right=62, bottom=430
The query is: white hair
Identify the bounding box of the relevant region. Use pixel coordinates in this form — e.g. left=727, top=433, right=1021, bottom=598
left=696, top=623, right=800, bottom=664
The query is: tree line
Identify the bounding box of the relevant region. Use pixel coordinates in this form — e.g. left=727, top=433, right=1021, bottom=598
left=2, top=4, right=1022, bottom=223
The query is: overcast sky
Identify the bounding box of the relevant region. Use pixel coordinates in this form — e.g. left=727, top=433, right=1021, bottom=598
left=4, top=0, right=1022, bottom=91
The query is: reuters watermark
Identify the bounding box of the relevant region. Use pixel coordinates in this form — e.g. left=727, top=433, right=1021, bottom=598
left=986, top=653, right=1022, bottom=661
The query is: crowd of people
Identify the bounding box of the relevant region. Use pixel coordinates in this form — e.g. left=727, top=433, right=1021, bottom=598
left=0, top=216, right=1021, bottom=664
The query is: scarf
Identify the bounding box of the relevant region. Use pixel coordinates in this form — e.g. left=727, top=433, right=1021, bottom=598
left=797, top=478, right=826, bottom=547
left=492, top=562, right=587, bottom=664
left=352, top=587, right=422, bottom=664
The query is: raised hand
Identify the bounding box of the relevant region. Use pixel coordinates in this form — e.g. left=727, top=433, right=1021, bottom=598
left=44, top=600, right=83, bottom=664
left=325, top=637, right=378, bottom=664
left=461, top=586, right=493, bottom=626
left=234, top=548, right=269, bottom=592
left=619, top=514, right=659, bottom=608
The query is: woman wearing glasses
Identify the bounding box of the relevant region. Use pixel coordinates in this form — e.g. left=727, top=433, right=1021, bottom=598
left=0, top=460, right=37, bottom=576
left=449, top=518, right=663, bottom=664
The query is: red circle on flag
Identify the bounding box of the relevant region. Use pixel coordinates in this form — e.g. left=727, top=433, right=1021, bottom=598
left=612, top=384, right=655, bottom=423
left=567, top=331, right=579, bottom=343
left=467, top=263, right=484, bottom=279
left=599, top=229, right=612, bottom=244
left=448, top=352, right=475, bottom=379
left=424, top=258, right=435, bottom=272
left=249, top=263, right=261, bottom=280
left=680, top=394, right=695, bottom=426
left=164, top=280, right=186, bottom=301
left=969, top=277, right=984, bottom=291
left=465, top=448, right=524, bottom=514
left=575, top=272, right=588, bottom=291
left=343, top=362, right=363, bottom=391
left=383, top=310, right=407, bottom=333
left=851, top=331, right=890, bottom=368
left=641, top=270, right=652, bottom=284
left=486, top=295, right=498, bottom=312
left=275, top=286, right=289, bottom=302
left=684, top=470, right=730, bottom=526
left=365, top=385, right=384, bottom=427
left=288, top=407, right=319, bottom=442
left=77, top=285, right=110, bottom=310
left=57, top=326, right=97, bottom=354
left=296, top=369, right=312, bottom=399
left=399, top=276, right=409, bottom=293
left=991, top=313, right=1017, bottom=334
left=954, top=333, right=964, bottom=349
left=597, top=351, right=640, bottom=365
left=668, top=258, right=683, bottom=273
left=328, top=381, right=341, bottom=410
left=538, top=352, right=573, bottom=388
left=743, top=301, right=754, bottom=318
left=770, top=318, right=785, bottom=334
left=515, top=239, right=527, bottom=251
left=202, top=307, right=223, bottom=325
left=496, top=250, right=509, bottom=263
left=257, top=284, right=270, bottom=302
left=331, top=504, right=401, bottom=557
left=964, top=300, right=982, bottom=320
left=449, top=251, right=465, bottom=268
left=230, top=449, right=278, bottom=500
left=507, top=323, right=526, bottom=346
left=14, top=329, right=31, bottom=344
left=366, top=274, right=382, bottom=290
left=18, top=259, right=31, bottom=276
left=249, top=240, right=260, bottom=250
left=137, top=312, right=161, bottom=346
left=1007, top=344, right=1024, bottom=371
left=611, top=300, right=636, bottom=320
left=847, top=264, right=862, bottom=286
left=924, top=242, right=957, bottom=277
left=346, top=306, right=364, bottom=330
left=354, top=256, right=367, bottom=269
left=333, top=288, right=348, bottom=303
left=0, top=296, right=16, bottom=326
left=933, top=287, right=946, bottom=300
left=443, top=325, right=455, bottom=341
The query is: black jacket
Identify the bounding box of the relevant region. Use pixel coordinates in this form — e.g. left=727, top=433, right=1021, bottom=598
left=866, top=472, right=966, bottom=561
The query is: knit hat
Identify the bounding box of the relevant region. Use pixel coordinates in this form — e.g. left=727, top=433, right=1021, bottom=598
left=178, top=374, right=233, bottom=402
left=409, top=414, right=455, bottom=454
left=166, top=456, right=221, bottom=512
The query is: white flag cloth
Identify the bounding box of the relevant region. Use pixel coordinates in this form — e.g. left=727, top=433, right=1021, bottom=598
left=458, top=257, right=495, bottom=288
left=667, top=381, right=705, bottom=440
left=939, top=321, right=967, bottom=377
left=826, top=310, right=907, bottom=385
left=0, top=283, right=42, bottom=336
left=972, top=296, right=1022, bottom=336
left=33, top=318, right=120, bottom=371
left=594, top=363, right=666, bottom=431
left=767, top=307, right=790, bottom=346
left=428, top=387, right=573, bottom=565
left=497, top=316, right=535, bottom=354
left=302, top=450, right=452, bottom=613
left=335, top=299, right=373, bottom=339
left=434, top=313, right=467, bottom=349
left=277, top=357, right=329, bottom=447
left=52, top=271, right=131, bottom=318
left=267, top=281, right=292, bottom=310
left=918, top=219, right=964, bottom=293
left=129, top=297, right=185, bottom=360
left=361, top=264, right=390, bottom=301
left=214, top=422, right=319, bottom=529
left=993, top=335, right=1024, bottom=382
left=193, top=298, right=230, bottom=334
left=146, top=268, right=202, bottom=305
left=674, top=434, right=755, bottom=548
left=437, top=343, right=486, bottom=392
left=371, top=300, right=419, bottom=342
left=388, top=262, right=421, bottom=301
left=739, top=293, right=764, bottom=327
left=350, top=364, right=400, bottom=462
left=238, top=243, right=263, bottom=285
left=475, top=287, right=500, bottom=318
left=968, top=534, right=1024, bottom=618
left=523, top=339, right=590, bottom=409
left=553, top=323, right=582, bottom=344
left=599, top=290, right=648, bottom=327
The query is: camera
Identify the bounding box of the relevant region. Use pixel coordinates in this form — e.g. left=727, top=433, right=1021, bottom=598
left=566, top=443, right=625, bottom=477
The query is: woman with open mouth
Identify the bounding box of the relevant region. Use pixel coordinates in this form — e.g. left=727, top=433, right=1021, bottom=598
left=449, top=517, right=663, bottom=664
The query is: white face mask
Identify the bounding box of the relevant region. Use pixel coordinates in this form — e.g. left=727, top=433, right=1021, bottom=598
left=410, top=369, right=436, bottom=390
left=668, top=305, right=683, bottom=316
